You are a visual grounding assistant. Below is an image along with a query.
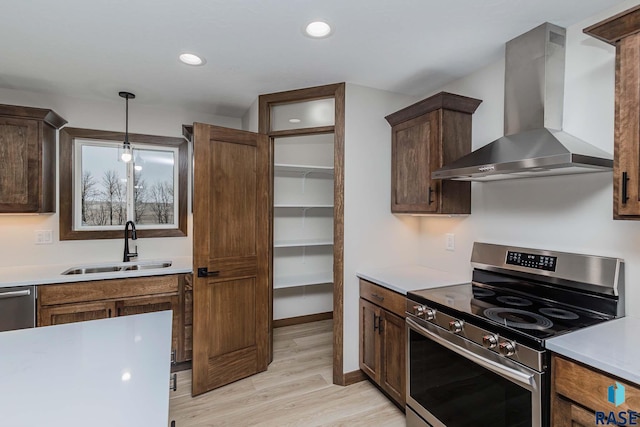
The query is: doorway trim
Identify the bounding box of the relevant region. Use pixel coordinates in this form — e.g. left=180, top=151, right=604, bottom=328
left=259, top=82, right=346, bottom=385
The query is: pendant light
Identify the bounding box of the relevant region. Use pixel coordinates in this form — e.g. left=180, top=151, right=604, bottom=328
left=119, top=91, right=135, bottom=163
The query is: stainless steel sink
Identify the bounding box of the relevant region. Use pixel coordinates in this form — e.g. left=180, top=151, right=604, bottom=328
left=62, top=261, right=172, bottom=275
left=63, top=266, right=124, bottom=275
left=121, top=262, right=172, bottom=271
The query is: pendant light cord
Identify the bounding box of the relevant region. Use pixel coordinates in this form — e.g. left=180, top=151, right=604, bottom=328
left=125, top=95, right=129, bottom=145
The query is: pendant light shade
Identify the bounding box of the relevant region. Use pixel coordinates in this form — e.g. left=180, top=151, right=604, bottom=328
left=119, top=91, right=135, bottom=163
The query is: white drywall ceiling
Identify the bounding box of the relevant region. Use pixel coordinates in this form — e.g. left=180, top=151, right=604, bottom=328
left=0, top=0, right=629, bottom=117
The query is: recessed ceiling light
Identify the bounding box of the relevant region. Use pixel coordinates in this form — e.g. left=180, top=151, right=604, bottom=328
left=179, top=53, right=206, bottom=66
left=305, top=21, right=332, bottom=38
left=288, top=118, right=302, bottom=123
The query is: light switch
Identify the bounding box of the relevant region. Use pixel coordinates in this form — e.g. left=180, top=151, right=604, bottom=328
left=35, top=230, right=53, bottom=245
left=446, top=233, right=455, bottom=251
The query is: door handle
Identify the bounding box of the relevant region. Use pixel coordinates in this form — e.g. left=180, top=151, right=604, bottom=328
left=197, top=267, right=220, bottom=278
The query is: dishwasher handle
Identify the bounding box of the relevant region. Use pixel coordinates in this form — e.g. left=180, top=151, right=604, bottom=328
left=0, top=289, right=31, bottom=299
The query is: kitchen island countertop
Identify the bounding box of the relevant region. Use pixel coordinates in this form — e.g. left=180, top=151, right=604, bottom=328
left=0, top=256, right=192, bottom=288
left=0, top=311, right=173, bottom=427
left=356, top=264, right=469, bottom=295
left=547, top=316, right=640, bottom=385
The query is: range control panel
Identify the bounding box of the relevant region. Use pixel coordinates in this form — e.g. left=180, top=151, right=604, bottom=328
left=506, top=251, right=557, bottom=271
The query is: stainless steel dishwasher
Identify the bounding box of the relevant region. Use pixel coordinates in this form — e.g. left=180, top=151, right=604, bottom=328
left=0, top=286, right=36, bottom=331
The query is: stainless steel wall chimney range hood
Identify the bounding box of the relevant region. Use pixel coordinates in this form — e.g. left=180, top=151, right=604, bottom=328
left=432, top=23, right=613, bottom=182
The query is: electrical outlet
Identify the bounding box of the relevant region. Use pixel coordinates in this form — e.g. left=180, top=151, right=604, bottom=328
left=35, top=230, right=53, bottom=245
left=446, top=233, right=455, bottom=251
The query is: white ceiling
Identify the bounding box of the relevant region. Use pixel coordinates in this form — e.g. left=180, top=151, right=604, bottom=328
left=0, top=0, right=629, bottom=118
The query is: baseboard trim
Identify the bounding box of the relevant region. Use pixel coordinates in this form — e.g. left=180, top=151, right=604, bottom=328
left=343, top=369, right=367, bottom=386
left=273, top=312, right=333, bottom=328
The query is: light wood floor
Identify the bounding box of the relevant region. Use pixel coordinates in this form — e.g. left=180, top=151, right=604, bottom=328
left=169, top=320, right=405, bottom=426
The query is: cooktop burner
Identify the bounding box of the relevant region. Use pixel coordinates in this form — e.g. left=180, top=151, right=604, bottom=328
left=496, top=295, right=532, bottom=307
left=484, top=307, right=554, bottom=330
left=539, top=307, right=579, bottom=320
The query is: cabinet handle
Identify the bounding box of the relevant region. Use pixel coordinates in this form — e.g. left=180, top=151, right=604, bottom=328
left=371, top=293, right=384, bottom=302
left=378, top=316, right=384, bottom=334
left=373, top=314, right=379, bottom=331
left=428, top=186, right=434, bottom=205
left=171, top=350, right=176, bottom=365
left=108, top=308, right=111, bottom=317
left=171, top=422, right=175, bottom=427
left=170, top=373, right=177, bottom=391
left=622, top=172, right=630, bottom=205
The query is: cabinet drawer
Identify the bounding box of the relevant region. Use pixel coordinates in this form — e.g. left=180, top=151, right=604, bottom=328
left=553, top=355, right=640, bottom=413
left=39, top=275, right=179, bottom=306
left=359, top=279, right=405, bottom=318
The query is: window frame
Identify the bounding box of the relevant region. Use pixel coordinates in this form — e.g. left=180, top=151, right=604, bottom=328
left=60, top=127, right=188, bottom=240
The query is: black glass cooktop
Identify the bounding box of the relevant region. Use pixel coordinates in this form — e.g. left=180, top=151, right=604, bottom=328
left=408, top=282, right=612, bottom=341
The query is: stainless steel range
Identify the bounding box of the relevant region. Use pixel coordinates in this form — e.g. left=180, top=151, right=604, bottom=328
left=405, top=242, right=624, bottom=427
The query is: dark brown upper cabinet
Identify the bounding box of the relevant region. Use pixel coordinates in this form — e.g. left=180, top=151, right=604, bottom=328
left=385, top=92, right=481, bottom=214
left=585, top=5, right=640, bottom=220
left=0, top=104, right=66, bottom=213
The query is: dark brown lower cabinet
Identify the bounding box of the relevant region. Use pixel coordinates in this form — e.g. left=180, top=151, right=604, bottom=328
left=39, top=301, right=115, bottom=325
left=37, top=274, right=191, bottom=363
left=551, top=355, right=640, bottom=426
left=359, top=279, right=406, bottom=408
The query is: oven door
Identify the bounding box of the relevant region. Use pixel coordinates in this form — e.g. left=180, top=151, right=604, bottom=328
left=406, top=317, right=546, bottom=427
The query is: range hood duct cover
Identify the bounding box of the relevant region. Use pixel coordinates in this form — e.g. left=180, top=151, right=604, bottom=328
left=432, top=23, right=613, bottom=182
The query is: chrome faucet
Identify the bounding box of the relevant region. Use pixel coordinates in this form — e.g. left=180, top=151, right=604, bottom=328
left=123, top=221, right=138, bottom=262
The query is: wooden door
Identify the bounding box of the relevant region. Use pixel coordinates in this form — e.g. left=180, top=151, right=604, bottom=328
left=391, top=111, right=440, bottom=213
left=359, top=298, right=381, bottom=381
left=380, top=310, right=406, bottom=406
left=192, top=123, right=270, bottom=395
left=38, top=301, right=115, bottom=326
left=0, top=117, right=40, bottom=212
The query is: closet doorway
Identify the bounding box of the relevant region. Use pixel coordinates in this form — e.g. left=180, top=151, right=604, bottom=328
left=259, top=83, right=345, bottom=385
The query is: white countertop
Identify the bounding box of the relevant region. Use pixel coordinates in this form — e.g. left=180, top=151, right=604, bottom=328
left=547, top=316, right=640, bottom=385
left=357, top=264, right=469, bottom=295
left=0, top=311, right=173, bottom=427
left=0, top=256, right=192, bottom=288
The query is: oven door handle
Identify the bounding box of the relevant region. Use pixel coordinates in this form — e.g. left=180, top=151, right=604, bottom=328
left=407, top=318, right=536, bottom=390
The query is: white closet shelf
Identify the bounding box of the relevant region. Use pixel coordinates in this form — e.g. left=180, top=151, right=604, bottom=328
left=274, top=271, right=333, bottom=289
left=274, top=204, right=334, bottom=208
left=274, top=239, right=334, bottom=248
left=274, top=163, right=334, bottom=175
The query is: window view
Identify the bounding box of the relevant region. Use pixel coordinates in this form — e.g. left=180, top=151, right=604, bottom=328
left=76, top=140, right=177, bottom=230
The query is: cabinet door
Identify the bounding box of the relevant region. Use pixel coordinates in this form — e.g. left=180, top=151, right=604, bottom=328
left=0, top=117, right=40, bottom=212
left=615, top=33, right=640, bottom=218
left=38, top=301, right=116, bottom=326
left=115, top=294, right=180, bottom=357
left=552, top=395, right=595, bottom=427
left=359, top=298, right=381, bottom=381
left=380, top=310, right=406, bottom=406
left=391, top=112, right=440, bottom=213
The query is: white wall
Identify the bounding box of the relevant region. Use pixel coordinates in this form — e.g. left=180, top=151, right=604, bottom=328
left=416, top=0, right=640, bottom=318
left=342, top=83, right=422, bottom=372
left=0, top=87, right=241, bottom=268
left=242, top=97, right=259, bottom=132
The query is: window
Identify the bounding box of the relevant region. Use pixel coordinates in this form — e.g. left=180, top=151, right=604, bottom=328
left=60, top=128, right=188, bottom=240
